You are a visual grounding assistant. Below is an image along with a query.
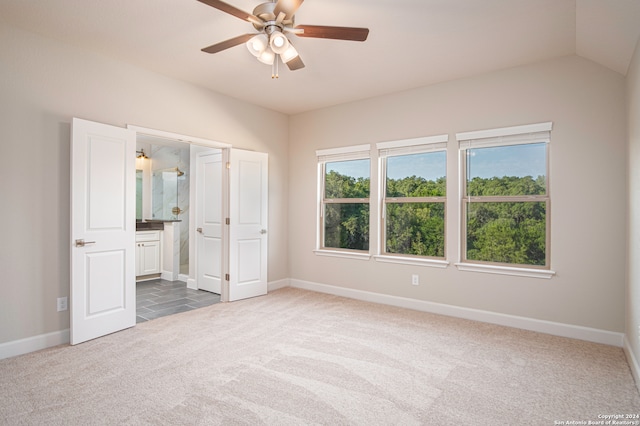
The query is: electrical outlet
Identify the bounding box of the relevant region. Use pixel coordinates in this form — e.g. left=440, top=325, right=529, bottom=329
left=57, top=297, right=68, bottom=312
left=412, top=274, right=419, bottom=286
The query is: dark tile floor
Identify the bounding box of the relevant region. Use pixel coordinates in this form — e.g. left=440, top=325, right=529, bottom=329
left=136, top=278, right=221, bottom=323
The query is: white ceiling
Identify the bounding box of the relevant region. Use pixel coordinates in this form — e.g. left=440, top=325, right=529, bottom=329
left=1, top=0, right=639, bottom=115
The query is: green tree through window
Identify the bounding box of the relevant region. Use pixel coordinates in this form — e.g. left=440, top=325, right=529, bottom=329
left=323, top=161, right=370, bottom=251
left=463, top=142, right=548, bottom=267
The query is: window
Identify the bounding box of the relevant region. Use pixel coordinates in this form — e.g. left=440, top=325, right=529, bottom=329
left=316, top=145, right=371, bottom=255
left=457, top=123, right=552, bottom=273
left=377, top=136, right=448, bottom=262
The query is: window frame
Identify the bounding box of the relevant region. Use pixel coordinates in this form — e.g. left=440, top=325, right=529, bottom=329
left=456, top=122, right=555, bottom=278
left=315, top=144, right=372, bottom=259
left=374, top=135, right=450, bottom=268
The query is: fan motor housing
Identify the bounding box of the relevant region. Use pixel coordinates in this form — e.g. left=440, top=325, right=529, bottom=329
left=252, top=2, right=294, bottom=31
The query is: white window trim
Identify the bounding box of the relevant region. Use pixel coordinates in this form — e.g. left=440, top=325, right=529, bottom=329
left=376, top=135, right=449, bottom=266
left=457, top=122, right=553, bottom=276
left=314, top=249, right=372, bottom=261
left=316, top=144, right=372, bottom=259
left=374, top=255, right=449, bottom=268
left=377, top=134, right=448, bottom=154
left=454, top=262, right=555, bottom=279
left=316, top=144, right=371, bottom=162
left=456, top=122, right=552, bottom=143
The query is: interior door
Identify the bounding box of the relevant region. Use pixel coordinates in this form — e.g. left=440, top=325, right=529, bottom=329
left=195, top=150, right=223, bottom=294
left=228, top=149, right=268, bottom=301
left=70, top=118, right=136, bottom=345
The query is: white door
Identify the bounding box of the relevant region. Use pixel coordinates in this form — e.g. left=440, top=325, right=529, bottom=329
left=195, top=150, right=223, bottom=294
left=228, top=149, right=268, bottom=301
left=70, top=118, right=136, bottom=345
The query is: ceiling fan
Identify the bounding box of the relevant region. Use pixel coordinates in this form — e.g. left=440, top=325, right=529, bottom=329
left=197, top=0, right=370, bottom=77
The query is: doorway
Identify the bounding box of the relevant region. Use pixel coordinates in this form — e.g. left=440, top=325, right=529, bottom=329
left=71, top=119, right=269, bottom=343
left=135, top=134, right=223, bottom=321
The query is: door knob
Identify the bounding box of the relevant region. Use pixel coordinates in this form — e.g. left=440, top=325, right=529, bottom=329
left=260, top=229, right=267, bottom=234
left=197, top=227, right=203, bottom=234
left=75, top=239, right=96, bottom=247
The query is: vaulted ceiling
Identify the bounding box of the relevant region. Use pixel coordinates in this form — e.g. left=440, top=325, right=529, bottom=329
left=1, top=0, right=639, bottom=115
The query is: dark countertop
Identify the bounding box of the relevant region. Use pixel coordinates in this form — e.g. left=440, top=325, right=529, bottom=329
left=136, top=219, right=183, bottom=231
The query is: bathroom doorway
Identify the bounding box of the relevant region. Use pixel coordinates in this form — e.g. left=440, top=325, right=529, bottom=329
left=134, top=131, right=225, bottom=322
left=136, top=134, right=192, bottom=282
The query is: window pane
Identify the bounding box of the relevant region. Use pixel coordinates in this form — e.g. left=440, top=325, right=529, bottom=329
left=325, top=159, right=370, bottom=198
left=386, top=202, right=445, bottom=257
left=467, top=143, right=546, bottom=196
left=324, top=203, right=370, bottom=250
left=466, top=201, right=546, bottom=266
left=386, top=152, right=446, bottom=197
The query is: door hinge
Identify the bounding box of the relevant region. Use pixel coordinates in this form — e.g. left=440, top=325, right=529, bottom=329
left=226, top=162, right=231, bottom=169
left=225, top=273, right=230, bottom=281
left=225, top=218, right=230, bottom=225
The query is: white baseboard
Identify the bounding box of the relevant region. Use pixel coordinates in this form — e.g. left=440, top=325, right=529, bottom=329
left=161, top=271, right=179, bottom=282
left=623, top=336, right=640, bottom=394
left=289, top=279, right=625, bottom=347
left=269, top=278, right=290, bottom=292
left=0, top=329, right=70, bottom=360
left=186, top=278, right=197, bottom=290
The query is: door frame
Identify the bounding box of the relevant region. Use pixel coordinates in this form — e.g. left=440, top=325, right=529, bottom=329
left=127, top=125, right=231, bottom=301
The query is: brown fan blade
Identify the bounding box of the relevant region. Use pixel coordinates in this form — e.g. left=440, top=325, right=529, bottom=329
left=274, top=0, right=304, bottom=19
left=201, top=34, right=255, bottom=54
left=197, top=0, right=261, bottom=24
left=285, top=55, right=305, bottom=71
left=295, top=25, right=369, bottom=42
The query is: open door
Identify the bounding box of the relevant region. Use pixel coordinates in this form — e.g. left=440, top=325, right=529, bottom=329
left=70, top=118, right=136, bottom=345
left=228, top=149, right=268, bottom=301
left=195, top=150, right=223, bottom=294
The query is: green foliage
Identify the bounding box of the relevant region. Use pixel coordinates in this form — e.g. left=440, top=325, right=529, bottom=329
left=466, top=201, right=546, bottom=265
left=324, top=171, right=370, bottom=250
left=324, top=204, right=370, bottom=250
left=387, top=176, right=446, bottom=197
left=323, top=171, right=547, bottom=266
left=386, top=203, right=445, bottom=257
left=466, top=175, right=546, bottom=265
left=325, top=170, right=369, bottom=198
left=467, top=175, right=545, bottom=196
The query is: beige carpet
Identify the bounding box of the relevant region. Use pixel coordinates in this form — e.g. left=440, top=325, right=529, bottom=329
left=1, top=287, right=638, bottom=425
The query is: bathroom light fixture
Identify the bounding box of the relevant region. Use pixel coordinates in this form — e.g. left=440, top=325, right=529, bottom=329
left=136, top=149, right=148, bottom=159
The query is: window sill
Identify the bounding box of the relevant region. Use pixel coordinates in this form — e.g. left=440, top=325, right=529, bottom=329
left=314, top=249, right=372, bottom=261
left=454, top=262, right=555, bottom=279
left=374, top=255, right=449, bottom=269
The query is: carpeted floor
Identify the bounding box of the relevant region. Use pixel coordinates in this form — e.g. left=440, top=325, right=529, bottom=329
left=1, top=287, right=638, bottom=425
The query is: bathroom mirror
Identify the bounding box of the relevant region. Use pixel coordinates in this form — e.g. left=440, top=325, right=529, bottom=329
left=136, top=169, right=143, bottom=221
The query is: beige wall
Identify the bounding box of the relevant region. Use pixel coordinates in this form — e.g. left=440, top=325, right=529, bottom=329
left=289, top=55, right=627, bottom=332
left=627, top=38, right=640, bottom=375
left=0, top=21, right=634, bottom=352
left=0, top=25, right=289, bottom=344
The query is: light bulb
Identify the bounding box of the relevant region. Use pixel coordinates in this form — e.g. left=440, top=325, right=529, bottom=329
left=257, top=48, right=275, bottom=65
left=246, top=34, right=268, bottom=57
left=269, top=31, right=289, bottom=54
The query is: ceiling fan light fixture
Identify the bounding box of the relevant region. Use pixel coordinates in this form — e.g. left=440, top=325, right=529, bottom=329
left=280, top=44, right=299, bottom=63
left=269, top=31, right=289, bottom=54
left=246, top=34, right=268, bottom=57
left=257, top=48, right=275, bottom=65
